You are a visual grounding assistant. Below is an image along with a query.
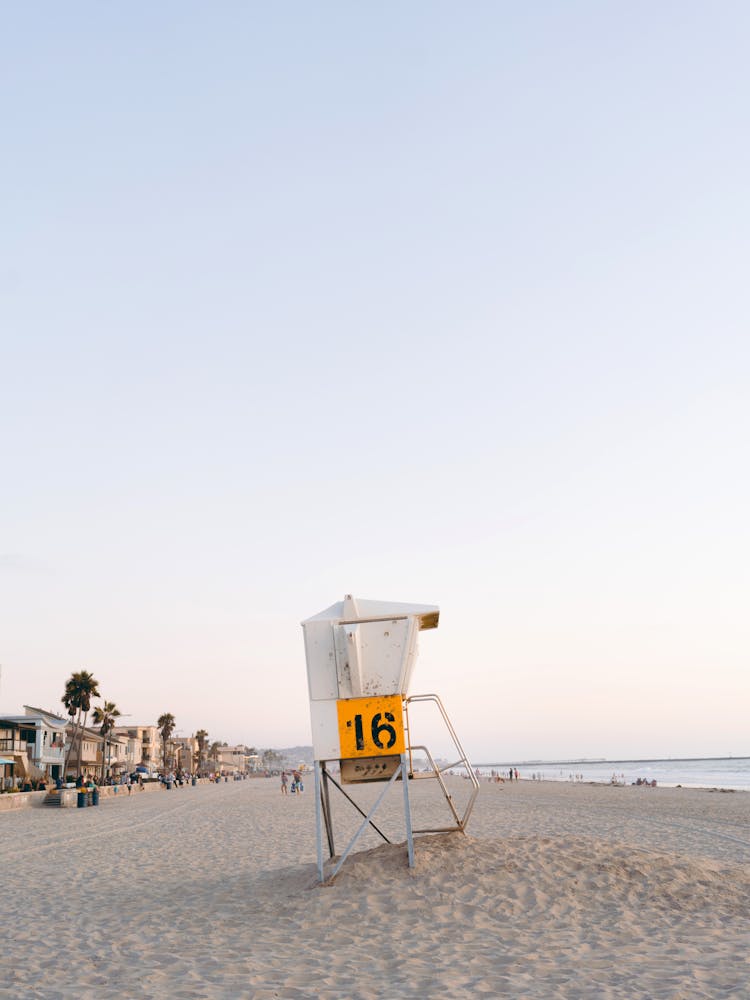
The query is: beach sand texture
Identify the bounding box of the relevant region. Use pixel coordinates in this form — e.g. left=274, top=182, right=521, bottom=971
left=1, top=777, right=748, bottom=999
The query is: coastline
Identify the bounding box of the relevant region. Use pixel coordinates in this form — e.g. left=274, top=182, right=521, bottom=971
left=471, top=755, right=750, bottom=792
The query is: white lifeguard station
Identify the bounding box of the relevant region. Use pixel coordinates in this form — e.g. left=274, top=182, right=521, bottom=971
left=302, top=594, right=479, bottom=882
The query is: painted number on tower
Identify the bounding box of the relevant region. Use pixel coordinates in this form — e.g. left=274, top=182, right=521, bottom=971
left=337, top=695, right=405, bottom=759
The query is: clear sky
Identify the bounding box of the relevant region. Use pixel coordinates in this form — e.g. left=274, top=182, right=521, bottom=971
left=2, top=3, right=748, bottom=762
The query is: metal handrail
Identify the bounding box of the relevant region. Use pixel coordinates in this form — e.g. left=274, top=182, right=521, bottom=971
left=0, top=739, right=28, bottom=751
left=403, top=693, right=480, bottom=833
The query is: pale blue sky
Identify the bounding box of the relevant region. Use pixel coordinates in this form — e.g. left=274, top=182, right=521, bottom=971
left=2, top=3, right=748, bottom=760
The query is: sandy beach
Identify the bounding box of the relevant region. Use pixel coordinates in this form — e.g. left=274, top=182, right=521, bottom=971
left=1, top=776, right=748, bottom=999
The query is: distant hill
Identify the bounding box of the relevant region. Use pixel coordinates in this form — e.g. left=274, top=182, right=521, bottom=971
left=263, top=748, right=453, bottom=768
left=264, top=746, right=314, bottom=765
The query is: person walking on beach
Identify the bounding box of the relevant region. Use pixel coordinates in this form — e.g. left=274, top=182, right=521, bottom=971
left=281, top=771, right=288, bottom=795
left=509, top=768, right=514, bottom=782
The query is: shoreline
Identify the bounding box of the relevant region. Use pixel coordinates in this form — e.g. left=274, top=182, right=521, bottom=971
left=469, top=756, right=750, bottom=792
left=536, top=776, right=749, bottom=793
left=476, top=754, right=750, bottom=765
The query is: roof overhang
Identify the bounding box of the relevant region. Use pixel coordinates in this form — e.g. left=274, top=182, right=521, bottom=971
left=302, top=595, right=439, bottom=631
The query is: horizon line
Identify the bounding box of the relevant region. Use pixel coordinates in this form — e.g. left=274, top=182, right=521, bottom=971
left=473, top=755, right=750, bottom=767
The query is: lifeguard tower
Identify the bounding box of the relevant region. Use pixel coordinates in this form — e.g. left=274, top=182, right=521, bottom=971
left=302, top=594, right=479, bottom=882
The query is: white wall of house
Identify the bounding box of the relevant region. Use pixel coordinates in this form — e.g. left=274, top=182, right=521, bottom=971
left=2, top=709, right=68, bottom=780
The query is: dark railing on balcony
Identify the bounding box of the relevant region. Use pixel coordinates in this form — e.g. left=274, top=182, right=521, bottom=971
left=0, top=738, right=28, bottom=752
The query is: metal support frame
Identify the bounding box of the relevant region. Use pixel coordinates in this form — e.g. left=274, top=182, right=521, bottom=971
left=313, top=693, right=477, bottom=883
left=320, top=767, right=391, bottom=844
left=314, top=761, right=324, bottom=883
left=315, top=753, right=414, bottom=883
left=320, top=761, right=335, bottom=858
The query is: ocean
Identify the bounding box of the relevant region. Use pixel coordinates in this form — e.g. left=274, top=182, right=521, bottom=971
left=474, top=757, right=750, bottom=791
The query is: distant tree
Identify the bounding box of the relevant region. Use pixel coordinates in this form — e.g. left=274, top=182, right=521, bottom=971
left=92, top=700, right=121, bottom=782
left=157, top=713, right=176, bottom=772
left=62, top=694, right=77, bottom=773
left=195, top=729, right=208, bottom=774
left=208, top=741, right=221, bottom=770
left=62, top=670, right=100, bottom=778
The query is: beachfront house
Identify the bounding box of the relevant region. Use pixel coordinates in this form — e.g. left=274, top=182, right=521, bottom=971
left=112, top=725, right=143, bottom=771
left=101, top=732, right=130, bottom=781
left=1, top=718, right=24, bottom=788
left=140, top=724, right=161, bottom=769
left=0, top=706, right=68, bottom=787
left=61, top=723, right=130, bottom=782
left=112, top=724, right=162, bottom=771
left=169, top=735, right=198, bottom=774
left=65, top=724, right=104, bottom=780
left=216, top=745, right=250, bottom=775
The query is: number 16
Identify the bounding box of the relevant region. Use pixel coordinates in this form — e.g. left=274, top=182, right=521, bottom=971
left=352, top=711, right=397, bottom=751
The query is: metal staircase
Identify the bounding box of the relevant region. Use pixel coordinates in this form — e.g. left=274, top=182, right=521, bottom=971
left=403, top=693, right=480, bottom=833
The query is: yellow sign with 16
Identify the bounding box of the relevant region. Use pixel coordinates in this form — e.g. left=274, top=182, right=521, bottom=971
left=336, top=694, right=405, bottom=759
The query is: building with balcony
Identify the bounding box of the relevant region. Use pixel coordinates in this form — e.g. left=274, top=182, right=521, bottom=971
left=100, top=732, right=130, bottom=781
left=112, top=726, right=143, bottom=770
left=1, top=718, right=25, bottom=788
left=0, top=706, right=68, bottom=786
left=112, top=725, right=162, bottom=771
left=216, top=745, right=251, bottom=774
left=65, top=724, right=105, bottom=780
left=169, top=735, right=199, bottom=775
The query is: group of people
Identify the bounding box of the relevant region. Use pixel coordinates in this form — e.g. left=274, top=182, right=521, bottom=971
left=3, top=775, right=45, bottom=792
left=486, top=768, right=520, bottom=783
left=75, top=772, right=145, bottom=795
left=75, top=774, right=99, bottom=789
left=280, top=769, right=304, bottom=795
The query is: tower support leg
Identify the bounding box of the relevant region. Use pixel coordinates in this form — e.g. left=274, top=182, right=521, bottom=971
left=314, top=761, right=324, bottom=883
left=321, top=761, right=335, bottom=858
left=401, top=751, right=414, bottom=868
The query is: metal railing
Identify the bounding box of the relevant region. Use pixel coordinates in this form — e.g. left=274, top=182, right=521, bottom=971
left=403, top=693, right=480, bottom=833
left=0, top=738, right=28, bottom=752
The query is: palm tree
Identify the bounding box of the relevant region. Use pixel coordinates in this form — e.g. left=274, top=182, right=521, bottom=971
left=208, top=741, right=221, bottom=772
left=157, top=713, right=176, bottom=773
left=61, top=692, right=77, bottom=776
left=194, top=729, right=208, bottom=775
left=92, top=700, right=121, bottom=782
left=62, top=670, right=100, bottom=779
